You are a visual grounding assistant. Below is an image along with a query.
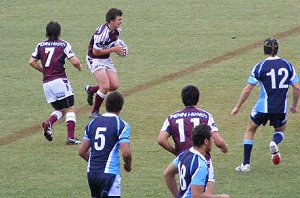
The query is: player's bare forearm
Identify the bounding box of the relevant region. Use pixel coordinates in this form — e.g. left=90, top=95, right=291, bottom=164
left=212, top=132, right=228, bottom=153
left=231, top=84, right=254, bottom=116
left=291, top=83, right=300, bottom=113
left=79, top=140, right=90, bottom=162
left=29, top=57, right=43, bottom=73
left=123, top=155, right=132, bottom=172
left=69, top=56, right=82, bottom=71
left=164, top=164, right=179, bottom=197
left=157, top=131, right=177, bottom=155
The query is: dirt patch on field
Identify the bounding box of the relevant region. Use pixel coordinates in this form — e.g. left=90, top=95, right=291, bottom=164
left=1, top=26, right=300, bottom=146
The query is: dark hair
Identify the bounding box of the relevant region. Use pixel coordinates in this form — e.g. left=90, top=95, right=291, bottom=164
left=181, top=85, right=200, bottom=106
left=46, top=21, right=61, bottom=41
left=105, top=91, right=124, bottom=113
left=263, top=38, right=279, bottom=56
left=191, top=124, right=211, bottom=147
left=106, top=8, right=123, bottom=23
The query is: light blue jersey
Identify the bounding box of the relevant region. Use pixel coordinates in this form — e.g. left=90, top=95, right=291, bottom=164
left=248, top=56, right=299, bottom=113
left=172, top=147, right=208, bottom=198
left=83, top=113, right=130, bottom=174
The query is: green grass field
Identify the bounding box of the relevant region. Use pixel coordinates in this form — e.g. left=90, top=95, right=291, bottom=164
left=1, top=0, right=300, bottom=197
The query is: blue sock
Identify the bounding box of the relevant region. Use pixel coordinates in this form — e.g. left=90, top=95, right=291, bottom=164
left=243, top=140, right=254, bottom=165
left=273, top=132, right=284, bottom=145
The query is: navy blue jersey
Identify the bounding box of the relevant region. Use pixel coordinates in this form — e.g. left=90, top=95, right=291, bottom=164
left=248, top=56, right=299, bottom=113
left=83, top=113, right=130, bottom=174
left=172, top=148, right=208, bottom=198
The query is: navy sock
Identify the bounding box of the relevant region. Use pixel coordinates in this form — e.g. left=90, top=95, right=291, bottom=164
left=273, top=132, right=284, bottom=145
left=243, top=140, right=254, bottom=165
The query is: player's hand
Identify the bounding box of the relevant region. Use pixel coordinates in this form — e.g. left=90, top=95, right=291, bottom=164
left=290, top=106, right=297, bottom=113
left=78, top=64, right=83, bottom=71
left=112, top=45, right=125, bottom=55
left=219, top=194, right=230, bottom=198
left=220, top=144, right=228, bottom=154
left=231, top=106, right=240, bottom=116
left=123, top=163, right=131, bottom=172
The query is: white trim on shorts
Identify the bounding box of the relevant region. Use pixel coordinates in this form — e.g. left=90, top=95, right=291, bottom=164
left=43, top=78, right=74, bottom=103
left=108, top=174, right=121, bottom=196
left=86, top=56, right=117, bottom=74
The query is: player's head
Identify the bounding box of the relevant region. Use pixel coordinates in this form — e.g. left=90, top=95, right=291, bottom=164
left=191, top=124, right=212, bottom=151
left=105, top=91, right=124, bottom=114
left=46, top=21, right=61, bottom=41
left=106, top=8, right=123, bottom=28
left=181, top=85, right=200, bottom=107
left=264, top=38, right=279, bottom=57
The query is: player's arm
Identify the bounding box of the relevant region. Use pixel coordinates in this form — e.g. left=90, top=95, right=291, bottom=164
left=29, top=57, right=43, bottom=73
left=191, top=185, right=230, bottom=198
left=69, top=56, right=82, bottom=71
left=211, top=132, right=228, bottom=153
left=120, top=142, right=132, bottom=172
left=164, top=162, right=179, bottom=198
left=290, top=82, right=300, bottom=113
left=79, top=139, right=91, bottom=162
left=231, top=84, right=255, bottom=116
left=92, top=44, right=124, bottom=56
left=157, top=131, right=177, bottom=155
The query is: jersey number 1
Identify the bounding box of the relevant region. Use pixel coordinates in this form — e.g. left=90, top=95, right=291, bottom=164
left=45, top=47, right=55, bottom=67
left=176, top=118, right=200, bottom=142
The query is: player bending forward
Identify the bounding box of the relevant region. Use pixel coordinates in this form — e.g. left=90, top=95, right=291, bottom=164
left=29, top=21, right=82, bottom=145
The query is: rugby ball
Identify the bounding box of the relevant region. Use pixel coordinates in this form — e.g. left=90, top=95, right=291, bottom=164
left=114, top=39, right=128, bottom=57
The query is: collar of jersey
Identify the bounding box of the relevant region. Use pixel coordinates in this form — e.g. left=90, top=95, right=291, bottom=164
left=265, top=56, right=280, bottom=60
left=189, top=147, right=206, bottom=161
left=102, top=112, right=118, bottom=117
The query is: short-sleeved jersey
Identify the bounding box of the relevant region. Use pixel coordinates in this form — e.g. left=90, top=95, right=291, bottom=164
left=31, top=39, right=75, bottom=83
left=172, top=147, right=208, bottom=198
left=87, top=23, right=121, bottom=59
left=83, top=113, right=130, bottom=175
left=248, top=56, right=299, bottom=113
left=161, top=106, right=218, bottom=155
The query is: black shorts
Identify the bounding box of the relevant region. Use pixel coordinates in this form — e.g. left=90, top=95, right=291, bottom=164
left=87, top=172, right=120, bottom=198
left=250, top=111, right=287, bottom=128
left=50, top=95, right=74, bottom=110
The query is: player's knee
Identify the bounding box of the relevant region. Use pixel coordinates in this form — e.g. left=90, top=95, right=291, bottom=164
left=65, top=112, right=76, bottom=123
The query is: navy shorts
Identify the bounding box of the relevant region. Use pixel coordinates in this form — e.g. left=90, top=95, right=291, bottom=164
left=250, top=109, right=287, bottom=128
left=87, top=172, right=120, bottom=198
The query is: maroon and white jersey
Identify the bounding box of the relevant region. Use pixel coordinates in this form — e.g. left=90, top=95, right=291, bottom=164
left=161, top=106, right=218, bottom=155
left=31, top=39, right=75, bottom=83
left=87, top=23, right=121, bottom=59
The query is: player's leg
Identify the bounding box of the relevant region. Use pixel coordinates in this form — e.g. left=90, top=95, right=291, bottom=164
left=42, top=80, right=64, bottom=141
left=269, top=113, right=287, bottom=165
left=236, top=110, right=263, bottom=172
left=106, top=69, right=119, bottom=91
left=106, top=174, right=121, bottom=198
left=85, top=85, right=99, bottom=106
left=87, top=172, right=101, bottom=198
left=91, top=69, right=109, bottom=118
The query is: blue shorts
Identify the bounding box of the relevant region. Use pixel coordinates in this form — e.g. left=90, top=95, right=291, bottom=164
left=250, top=109, right=287, bottom=128
left=87, top=172, right=121, bottom=198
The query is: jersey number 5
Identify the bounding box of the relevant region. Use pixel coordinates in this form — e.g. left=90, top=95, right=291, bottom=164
left=45, top=47, right=55, bottom=67
left=94, top=127, right=106, bottom=151
left=176, top=118, right=200, bottom=143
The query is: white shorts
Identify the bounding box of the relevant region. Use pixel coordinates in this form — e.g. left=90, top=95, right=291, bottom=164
left=86, top=56, right=116, bottom=73
left=43, top=78, right=74, bottom=103
left=108, top=174, right=121, bottom=196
